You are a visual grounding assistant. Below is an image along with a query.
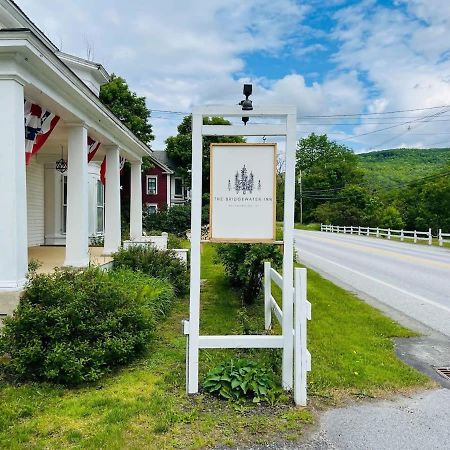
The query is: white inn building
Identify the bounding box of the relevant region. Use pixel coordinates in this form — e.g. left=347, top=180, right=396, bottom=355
left=0, top=0, right=151, bottom=307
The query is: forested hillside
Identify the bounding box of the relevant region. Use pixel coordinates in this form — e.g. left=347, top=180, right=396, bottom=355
left=295, top=135, right=450, bottom=232
left=358, top=148, right=450, bottom=190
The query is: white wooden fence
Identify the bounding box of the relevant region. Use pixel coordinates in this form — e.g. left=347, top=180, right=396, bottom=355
left=321, top=224, right=433, bottom=245
left=263, top=262, right=311, bottom=406
left=439, top=229, right=450, bottom=247
left=183, top=262, right=311, bottom=406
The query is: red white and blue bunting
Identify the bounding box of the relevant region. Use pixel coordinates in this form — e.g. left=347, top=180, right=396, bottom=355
left=100, top=155, right=126, bottom=185
left=87, top=136, right=101, bottom=162
left=24, top=99, right=60, bottom=165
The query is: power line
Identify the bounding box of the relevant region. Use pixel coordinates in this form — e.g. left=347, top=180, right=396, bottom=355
left=150, top=104, right=450, bottom=120
left=300, top=169, right=450, bottom=200
left=334, top=108, right=449, bottom=143
left=301, top=104, right=450, bottom=118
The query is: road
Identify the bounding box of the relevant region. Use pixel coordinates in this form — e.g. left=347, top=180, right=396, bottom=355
left=294, top=230, right=450, bottom=337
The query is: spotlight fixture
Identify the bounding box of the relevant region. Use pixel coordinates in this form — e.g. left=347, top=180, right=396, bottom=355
left=239, top=83, right=253, bottom=125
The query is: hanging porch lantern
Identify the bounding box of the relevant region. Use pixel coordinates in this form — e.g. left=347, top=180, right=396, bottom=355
left=55, top=145, right=68, bottom=173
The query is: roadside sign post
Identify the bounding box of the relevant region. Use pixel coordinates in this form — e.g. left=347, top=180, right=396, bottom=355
left=184, top=103, right=310, bottom=404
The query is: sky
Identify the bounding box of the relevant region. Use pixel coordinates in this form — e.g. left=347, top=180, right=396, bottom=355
left=15, top=0, right=450, bottom=153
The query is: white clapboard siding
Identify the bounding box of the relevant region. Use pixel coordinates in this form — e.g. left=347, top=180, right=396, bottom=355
left=26, top=160, right=45, bottom=247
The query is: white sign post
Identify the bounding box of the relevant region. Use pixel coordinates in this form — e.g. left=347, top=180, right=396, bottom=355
left=210, top=143, right=277, bottom=242
left=184, top=104, right=300, bottom=399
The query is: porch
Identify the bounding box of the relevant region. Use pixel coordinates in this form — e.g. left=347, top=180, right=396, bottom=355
left=28, top=246, right=113, bottom=274
left=0, top=28, right=150, bottom=300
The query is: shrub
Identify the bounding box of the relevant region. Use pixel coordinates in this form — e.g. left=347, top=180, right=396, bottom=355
left=143, top=204, right=208, bottom=236
left=143, top=204, right=191, bottom=236
left=0, top=268, right=174, bottom=385
left=203, top=358, right=281, bottom=404
left=215, top=244, right=282, bottom=304
left=167, top=234, right=183, bottom=249
left=113, top=246, right=189, bottom=295
left=377, top=205, right=405, bottom=230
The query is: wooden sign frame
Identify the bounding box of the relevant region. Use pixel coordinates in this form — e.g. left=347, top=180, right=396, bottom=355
left=209, top=143, right=277, bottom=243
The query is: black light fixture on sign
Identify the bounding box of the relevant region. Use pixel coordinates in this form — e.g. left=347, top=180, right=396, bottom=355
left=239, top=83, right=253, bottom=125
left=55, top=145, right=68, bottom=173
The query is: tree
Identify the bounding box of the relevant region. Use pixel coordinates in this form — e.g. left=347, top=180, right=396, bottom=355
left=395, top=164, right=450, bottom=231
left=377, top=206, right=405, bottom=229
left=296, top=133, right=364, bottom=223
left=99, top=74, right=154, bottom=227
left=165, top=115, right=245, bottom=193
left=100, top=74, right=154, bottom=147
left=313, top=184, right=375, bottom=226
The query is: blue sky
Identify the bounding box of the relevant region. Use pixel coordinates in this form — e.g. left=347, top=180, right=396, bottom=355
left=16, top=0, right=450, bottom=153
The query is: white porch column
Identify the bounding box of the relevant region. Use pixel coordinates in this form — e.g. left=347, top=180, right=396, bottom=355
left=130, top=160, right=143, bottom=240
left=103, top=146, right=122, bottom=254
left=64, top=124, right=89, bottom=267
left=0, top=78, right=28, bottom=290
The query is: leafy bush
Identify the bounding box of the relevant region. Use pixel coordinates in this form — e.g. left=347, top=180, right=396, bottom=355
left=143, top=204, right=190, bottom=236
left=216, top=244, right=282, bottom=304
left=377, top=205, right=405, bottom=229
left=143, top=204, right=209, bottom=236
left=0, top=268, right=174, bottom=385
left=89, top=235, right=104, bottom=247
left=167, top=234, right=184, bottom=249
left=203, top=359, right=280, bottom=404
left=113, top=246, right=189, bottom=295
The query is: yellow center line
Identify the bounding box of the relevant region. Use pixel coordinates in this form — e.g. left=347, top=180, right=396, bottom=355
left=297, top=234, right=450, bottom=271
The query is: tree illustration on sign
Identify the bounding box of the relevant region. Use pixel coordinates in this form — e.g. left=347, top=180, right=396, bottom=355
left=228, top=165, right=261, bottom=195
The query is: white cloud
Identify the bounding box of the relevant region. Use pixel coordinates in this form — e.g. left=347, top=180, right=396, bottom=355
left=331, top=0, right=450, bottom=151
left=14, top=0, right=450, bottom=152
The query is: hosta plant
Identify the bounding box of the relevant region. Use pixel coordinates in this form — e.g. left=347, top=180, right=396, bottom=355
left=203, top=358, right=281, bottom=404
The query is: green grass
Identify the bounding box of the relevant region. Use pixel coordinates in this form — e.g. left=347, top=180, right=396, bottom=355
left=0, top=245, right=431, bottom=449
left=294, top=223, right=321, bottom=231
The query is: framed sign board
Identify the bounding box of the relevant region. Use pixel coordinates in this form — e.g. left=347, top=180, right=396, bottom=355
left=210, top=143, right=277, bottom=242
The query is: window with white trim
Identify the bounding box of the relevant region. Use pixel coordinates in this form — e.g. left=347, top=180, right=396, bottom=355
left=147, top=175, right=158, bottom=195
left=146, top=203, right=158, bottom=215
left=96, top=180, right=105, bottom=234
left=62, top=175, right=67, bottom=233
left=174, top=177, right=184, bottom=198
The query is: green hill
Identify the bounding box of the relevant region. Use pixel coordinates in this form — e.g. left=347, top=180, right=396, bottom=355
left=358, top=148, right=450, bottom=190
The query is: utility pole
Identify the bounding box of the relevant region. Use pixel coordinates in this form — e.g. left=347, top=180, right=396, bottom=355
left=298, top=170, right=303, bottom=225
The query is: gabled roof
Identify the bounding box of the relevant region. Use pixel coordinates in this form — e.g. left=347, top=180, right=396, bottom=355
left=0, top=0, right=152, bottom=159
left=1, top=0, right=58, bottom=51
left=57, top=51, right=110, bottom=86
left=149, top=151, right=175, bottom=174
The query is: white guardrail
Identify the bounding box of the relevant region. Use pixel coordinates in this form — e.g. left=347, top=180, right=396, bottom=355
left=320, top=224, right=443, bottom=245
left=439, top=229, right=450, bottom=247
left=263, top=262, right=311, bottom=406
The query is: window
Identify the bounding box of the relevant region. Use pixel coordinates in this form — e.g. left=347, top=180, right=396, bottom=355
left=61, top=176, right=104, bottom=235
left=174, top=177, right=184, bottom=198
left=62, top=175, right=67, bottom=233
left=146, top=204, right=158, bottom=214
left=147, top=175, right=158, bottom=195
left=96, top=180, right=105, bottom=234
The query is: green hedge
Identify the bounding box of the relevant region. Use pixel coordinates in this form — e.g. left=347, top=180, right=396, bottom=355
left=113, top=246, right=189, bottom=295
left=0, top=268, right=174, bottom=385
left=143, top=203, right=209, bottom=236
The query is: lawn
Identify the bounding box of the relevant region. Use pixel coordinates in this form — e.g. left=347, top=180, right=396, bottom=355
left=0, top=245, right=431, bottom=449
left=294, top=223, right=321, bottom=231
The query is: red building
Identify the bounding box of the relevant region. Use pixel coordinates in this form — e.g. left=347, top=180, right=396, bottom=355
left=142, top=151, right=189, bottom=213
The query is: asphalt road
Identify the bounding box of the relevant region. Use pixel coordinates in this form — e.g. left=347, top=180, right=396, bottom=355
left=294, top=230, right=450, bottom=337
